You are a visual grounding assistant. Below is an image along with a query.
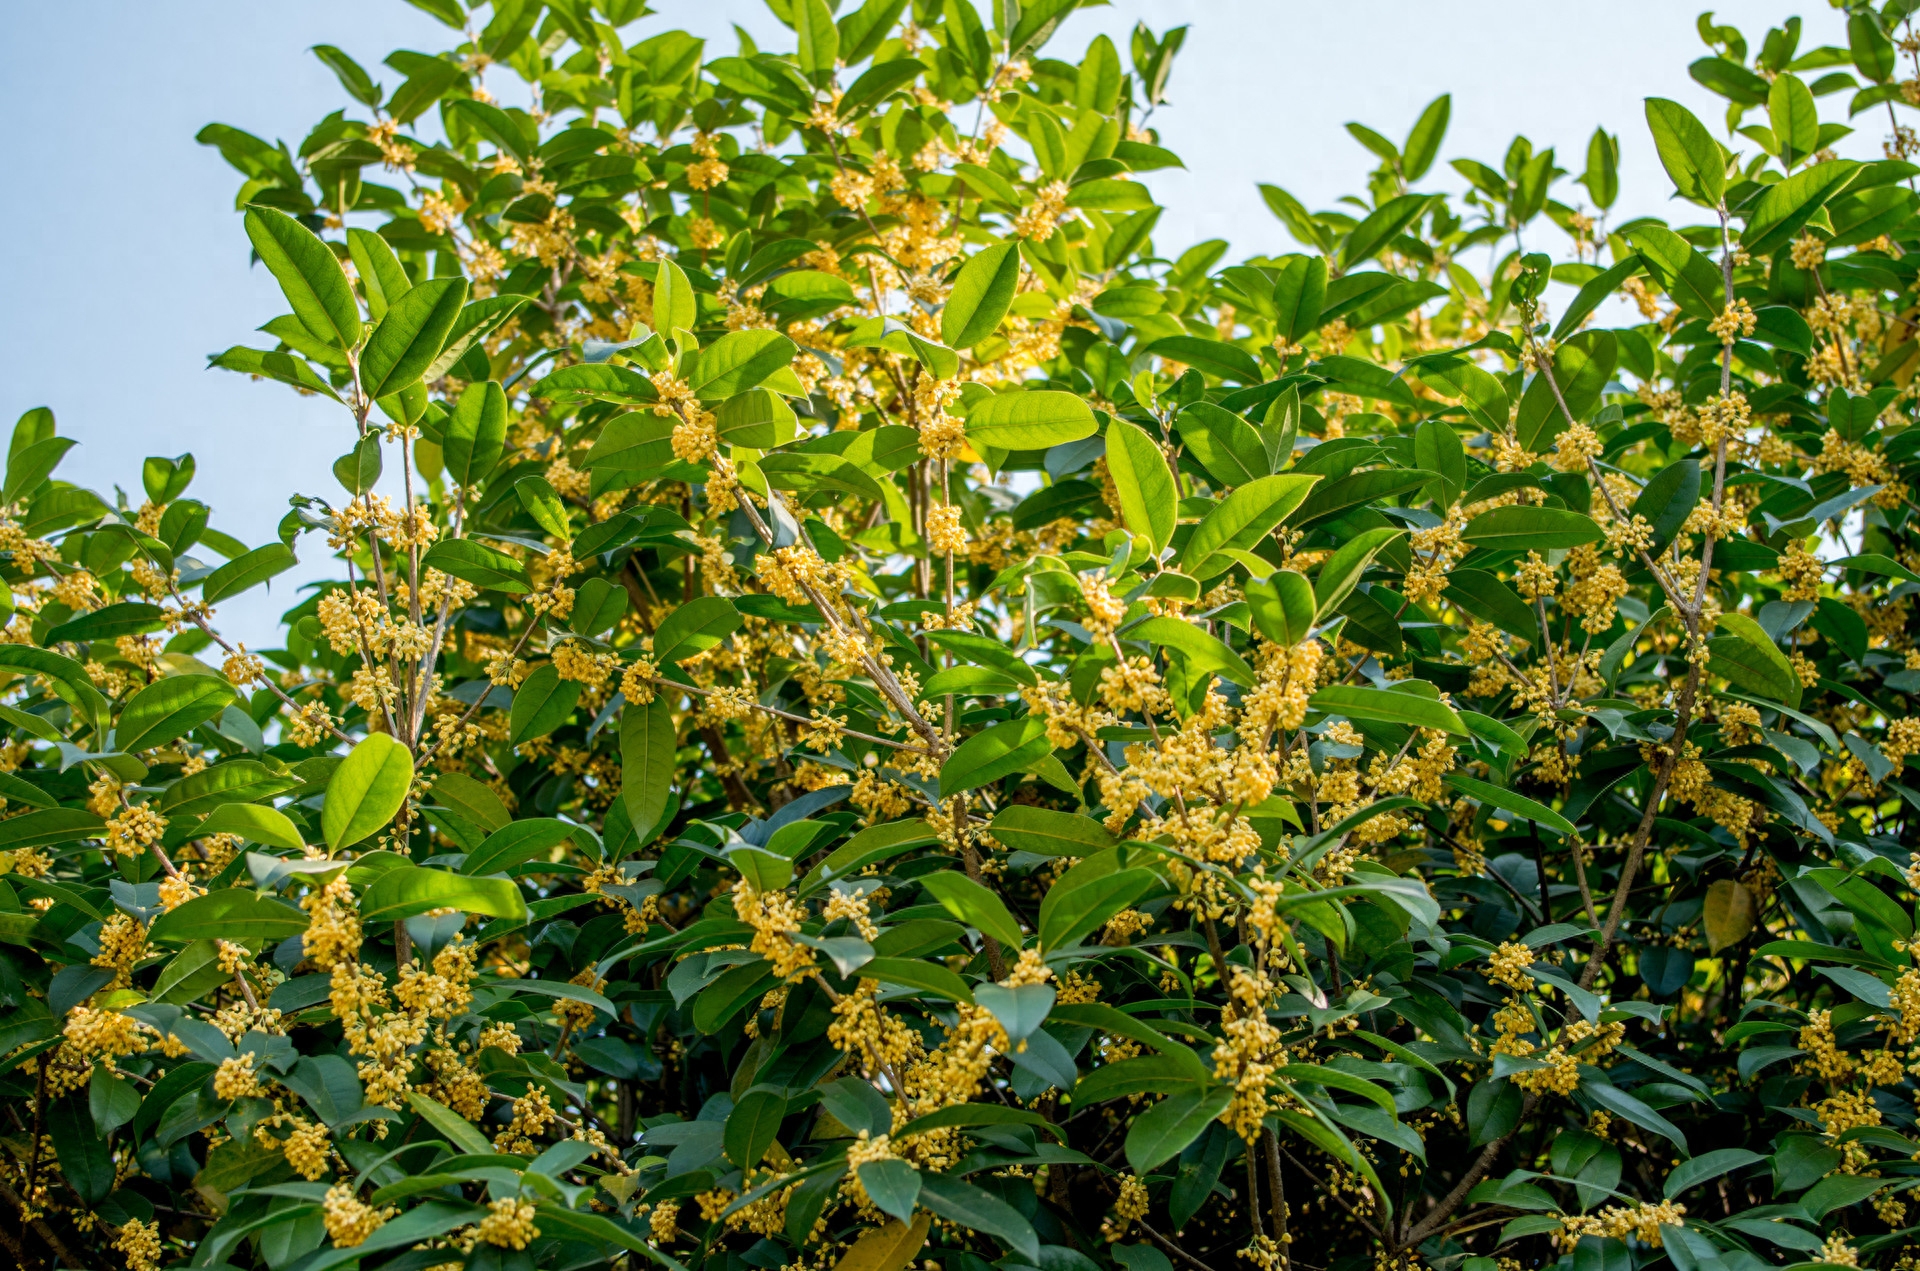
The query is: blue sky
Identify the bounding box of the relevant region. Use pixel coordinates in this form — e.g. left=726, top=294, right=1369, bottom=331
left=0, top=0, right=1856, bottom=647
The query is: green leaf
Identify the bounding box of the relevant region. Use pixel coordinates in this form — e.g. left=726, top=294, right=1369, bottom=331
left=1186, top=474, right=1321, bottom=580
left=1461, top=506, right=1603, bottom=550
left=1289, top=467, right=1432, bottom=529
left=726, top=1087, right=788, bottom=1169
left=1444, top=570, right=1537, bottom=642
left=151, top=939, right=229, bottom=1006
left=954, top=162, right=1021, bottom=207
left=361, top=865, right=527, bottom=921
left=1644, top=98, right=1726, bottom=207
left=965, top=391, right=1097, bottom=451
left=116, top=675, right=237, bottom=754
left=0, top=771, right=53, bottom=811
left=1341, top=194, right=1436, bottom=272
left=1144, top=336, right=1261, bottom=383
left=653, top=259, right=696, bottom=335
left=1664, top=1148, right=1765, bottom=1199
left=1552, top=255, right=1643, bottom=341
left=509, top=663, right=582, bottom=745
left=1628, top=224, right=1725, bottom=322
left=1833, top=553, right=1920, bottom=585
left=202, top=543, right=296, bottom=604
left=444, top=381, right=508, bottom=487
left=424, top=295, right=527, bottom=382
left=1246, top=569, right=1317, bottom=646
left=1444, top=773, right=1576, bottom=836
left=653, top=596, right=741, bottom=665
left=1176, top=402, right=1269, bottom=486
left=1413, top=418, right=1466, bottom=493
left=857, top=1160, right=920, bottom=1226
left=196, top=802, right=305, bottom=852
left=323, top=732, right=415, bottom=851
left=50, top=1096, right=113, bottom=1204
left=448, top=97, right=531, bottom=162
left=896, top=1102, right=1060, bottom=1141
left=759, top=453, right=887, bottom=503
left=1050, top=1004, right=1207, bottom=1079
left=406, top=1090, right=494, bottom=1155
left=430, top=772, right=511, bottom=835
left=1403, top=94, right=1451, bottom=180
left=705, top=56, right=813, bottom=116
left=942, top=243, right=1021, bottom=348
left=1313, top=527, right=1406, bottom=620
left=1583, top=1082, right=1687, bottom=1155
left=989, top=805, right=1115, bottom=857
left=1413, top=358, right=1508, bottom=433
left=570, top=578, right=628, bottom=638
left=717, top=388, right=800, bottom=449
left=693, top=961, right=778, bottom=1033
left=333, top=434, right=383, bottom=496
left=1126, top=1087, right=1235, bottom=1173
left=0, top=810, right=99, bottom=860
left=1631, top=460, right=1701, bottom=556
left=939, top=715, right=1051, bottom=798
left=420, top=539, right=532, bottom=594
left=728, top=845, right=794, bottom=892
left=917, top=1174, right=1039, bottom=1262
left=794, top=0, right=839, bottom=79
left=1851, top=13, right=1896, bottom=83
left=149, top=889, right=309, bottom=946
left=1105, top=419, right=1177, bottom=555
left=1742, top=159, right=1861, bottom=256
left=1270, top=255, right=1328, bottom=347
left=918, top=871, right=1024, bottom=949
left=513, top=475, right=571, bottom=540
left=360, top=277, right=466, bottom=399
left=692, top=330, right=798, bottom=401
left=1038, top=865, right=1157, bottom=949
left=89, top=1066, right=141, bottom=1139
left=838, top=57, right=924, bottom=119
left=385, top=56, right=465, bottom=125
left=0, top=646, right=108, bottom=736
left=44, top=602, right=165, bottom=646
left=346, top=227, right=409, bottom=321
left=1129, top=615, right=1255, bottom=687
left=542, top=364, right=660, bottom=406
left=1709, top=612, right=1803, bottom=708
left=859, top=956, right=975, bottom=1004
left=243, top=205, right=361, bottom=351
left=1272, top=1063, right=1397, bottom=1113
left=1769, top=73, right=1819, bottom=163
left=3, top=437, right=77, bottom=505
left=312, top=43, right=382, bottom=106
left=1514, top=330, right=1617, bottom=453
left=1311, top=684, right=1468, bottom=735
left=621, top=697, right=676, bottom=841
left=208, top=346, right=341, bottom=402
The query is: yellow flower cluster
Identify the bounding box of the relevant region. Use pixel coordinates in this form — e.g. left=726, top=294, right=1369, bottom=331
left=1485, top=941, right=1536, bottom=991
left=733, top=877, right=819, bottom=980
left=1555, top=1200, right=1685, bottom=1250
left=323, top=1183, right=397, bottom=1248
left=104, top=805, right=166, bottom=856
left=476, top=1198, right=541, bottom=1250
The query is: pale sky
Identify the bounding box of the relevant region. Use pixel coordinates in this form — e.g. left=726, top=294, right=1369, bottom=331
left=0, top=1, right=1869, bottom=646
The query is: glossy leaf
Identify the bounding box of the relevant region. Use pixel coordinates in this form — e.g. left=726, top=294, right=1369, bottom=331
left=323, top=732, right=415, bottom=850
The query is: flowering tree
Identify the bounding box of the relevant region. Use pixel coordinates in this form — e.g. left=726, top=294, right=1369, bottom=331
left=8, top=1, right=1920, bottom=1269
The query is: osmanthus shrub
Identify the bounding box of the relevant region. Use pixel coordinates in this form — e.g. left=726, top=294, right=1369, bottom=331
left=11, top=1, right=1920, bottom=1270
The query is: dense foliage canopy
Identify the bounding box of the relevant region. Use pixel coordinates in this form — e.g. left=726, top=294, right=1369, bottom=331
left=16, top=2, right=1920, bottom=1271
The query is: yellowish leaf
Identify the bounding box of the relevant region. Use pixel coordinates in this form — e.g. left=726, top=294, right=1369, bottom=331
left=831, top=1213, right=931, bottom=1271
left=1704, top=879, right=1755, bottom=953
